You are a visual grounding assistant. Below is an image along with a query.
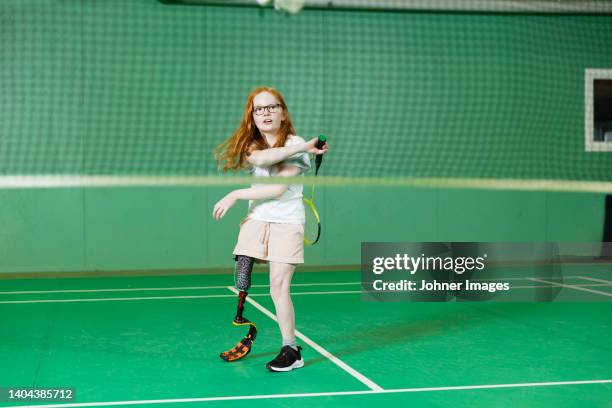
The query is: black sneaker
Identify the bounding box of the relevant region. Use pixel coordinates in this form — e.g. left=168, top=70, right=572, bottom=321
left=265, top=345, right=304, bottom=372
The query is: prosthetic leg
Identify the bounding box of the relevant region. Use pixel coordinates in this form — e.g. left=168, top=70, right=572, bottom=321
left=219, top=255, right=258, bottom=362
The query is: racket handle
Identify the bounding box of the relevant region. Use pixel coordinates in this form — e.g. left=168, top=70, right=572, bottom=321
left=315, top=134, right=327, bottom=149
left=314, top=134, right=327, bottom=176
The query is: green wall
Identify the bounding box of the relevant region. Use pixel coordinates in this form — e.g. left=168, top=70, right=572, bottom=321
left=0, top=187, right=604, bottom=272
left=0, top=0, right=609, bottom=273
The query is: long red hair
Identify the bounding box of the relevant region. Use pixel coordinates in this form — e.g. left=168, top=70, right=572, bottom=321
left=215, top=87, right=296, bottom=172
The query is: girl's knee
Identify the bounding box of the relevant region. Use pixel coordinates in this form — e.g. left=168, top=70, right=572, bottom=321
left=269, top=263, right=294, bottom=299
left=270, top=280, right=290, bottom=299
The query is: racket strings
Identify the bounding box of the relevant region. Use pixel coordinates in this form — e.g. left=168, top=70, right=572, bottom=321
left=304, top=155, right=321, bottom=246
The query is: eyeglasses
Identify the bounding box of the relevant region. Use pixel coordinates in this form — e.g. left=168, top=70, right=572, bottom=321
left=253, top=104, right=282, bottom=116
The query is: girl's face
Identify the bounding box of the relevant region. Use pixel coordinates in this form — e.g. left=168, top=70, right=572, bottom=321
left=252, top=92, right=284, bottom=135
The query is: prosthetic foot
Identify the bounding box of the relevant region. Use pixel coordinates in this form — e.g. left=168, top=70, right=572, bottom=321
left=220, top=256, right=258, bottom=362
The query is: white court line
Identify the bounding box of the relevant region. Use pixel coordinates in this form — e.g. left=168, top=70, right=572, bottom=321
left=529, top=278, right=612, bottom=297
left=511, top=283, right=612, bottom=289
left=7, top=379, right=612, bottom=408
left=291, top=290, right=362, bottom=295
left=0, top=286, right=231, bottom=295
left=0, top=294, right=237, bottom=304
left=3, top=283, right=612, bottom=304
left=0, top=290, right=365, bottom=304
left=577, top=276, right=612, bottom=285
left=0, top=282, right=361, bottom=295
left=226, top=286, right=384, bottom=392
left=0, top=276, right=593, bottom=296
left=468, top=276, right=570, bottom=281
left=291, top=285, right=608, bottom=293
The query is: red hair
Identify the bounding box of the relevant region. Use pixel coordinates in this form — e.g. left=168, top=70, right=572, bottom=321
left=215, top=87, right=296, bottom=172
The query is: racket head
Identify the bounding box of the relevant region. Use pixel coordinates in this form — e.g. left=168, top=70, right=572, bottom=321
left=303, top=196, right=321, bottom=246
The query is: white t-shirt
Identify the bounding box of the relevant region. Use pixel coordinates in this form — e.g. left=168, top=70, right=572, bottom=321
left=246, top=135, right=311, bottom=224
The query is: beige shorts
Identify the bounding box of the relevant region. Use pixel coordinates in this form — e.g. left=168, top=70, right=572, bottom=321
left=233, top=217, right=305, bottom=264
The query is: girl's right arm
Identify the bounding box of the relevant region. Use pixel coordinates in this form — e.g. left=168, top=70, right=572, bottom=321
left=212, top=165, right=302, bottom=220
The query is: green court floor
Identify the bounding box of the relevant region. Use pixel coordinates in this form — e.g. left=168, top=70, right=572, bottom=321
left=1, top=269, right=611, bottom=407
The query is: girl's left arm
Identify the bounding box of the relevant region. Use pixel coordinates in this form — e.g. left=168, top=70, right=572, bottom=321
left=212, top=165, right=302, bottom=220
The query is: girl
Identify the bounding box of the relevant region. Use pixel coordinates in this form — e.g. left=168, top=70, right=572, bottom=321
left=213, top=86, right=328, bottom=371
